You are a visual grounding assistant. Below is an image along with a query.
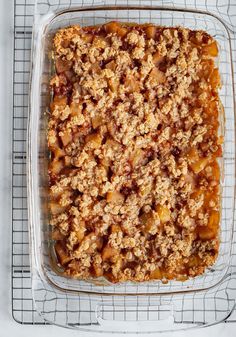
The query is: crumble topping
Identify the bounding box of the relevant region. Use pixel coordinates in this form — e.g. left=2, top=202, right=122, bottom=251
left=48, top=22, right=222, bottom=283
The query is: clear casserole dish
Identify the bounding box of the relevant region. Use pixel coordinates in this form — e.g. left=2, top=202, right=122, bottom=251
left=28, top=2, right=235, bottom=332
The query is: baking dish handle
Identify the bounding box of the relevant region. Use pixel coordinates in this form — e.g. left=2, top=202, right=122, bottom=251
left=95, top=301, right=186, bottom=333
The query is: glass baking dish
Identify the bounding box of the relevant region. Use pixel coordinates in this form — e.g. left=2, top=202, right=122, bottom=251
left=28, top=2, right=236, bottom=332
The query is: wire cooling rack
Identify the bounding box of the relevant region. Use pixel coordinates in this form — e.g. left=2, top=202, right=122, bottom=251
left=12, top=0, right=236, bottom=327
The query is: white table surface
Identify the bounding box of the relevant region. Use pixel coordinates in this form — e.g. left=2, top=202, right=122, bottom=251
left=0, top=0, right=235, bottom=336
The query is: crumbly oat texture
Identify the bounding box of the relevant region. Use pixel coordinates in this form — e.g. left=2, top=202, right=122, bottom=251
left=48, top=22, right=222, bottom=283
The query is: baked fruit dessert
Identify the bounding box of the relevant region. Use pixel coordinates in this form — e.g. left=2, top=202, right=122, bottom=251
left=48, top=21, right=222, bottom=283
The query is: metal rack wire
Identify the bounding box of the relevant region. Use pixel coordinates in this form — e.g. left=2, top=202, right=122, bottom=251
left=12, top=0, right=236, bottom=326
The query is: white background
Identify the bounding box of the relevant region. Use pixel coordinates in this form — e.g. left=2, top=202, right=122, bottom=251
left=0, top=0, right=235, bottom=336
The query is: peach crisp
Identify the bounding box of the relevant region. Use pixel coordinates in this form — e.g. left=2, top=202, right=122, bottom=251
left=48, top=22, right=222, bottom=283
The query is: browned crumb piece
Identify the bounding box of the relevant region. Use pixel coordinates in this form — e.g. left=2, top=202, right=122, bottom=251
left=48, top=21, right=222, bottom=283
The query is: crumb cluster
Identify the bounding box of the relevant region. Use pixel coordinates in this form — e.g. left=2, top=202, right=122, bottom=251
left=48, top=22, right=222, bottom=283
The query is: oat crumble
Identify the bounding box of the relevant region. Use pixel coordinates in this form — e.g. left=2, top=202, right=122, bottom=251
left=48, top=22, right=222, bottom=283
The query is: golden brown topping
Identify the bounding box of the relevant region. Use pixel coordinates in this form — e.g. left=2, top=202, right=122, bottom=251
left=48, top=22, right=222, bottom=283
